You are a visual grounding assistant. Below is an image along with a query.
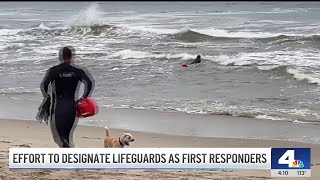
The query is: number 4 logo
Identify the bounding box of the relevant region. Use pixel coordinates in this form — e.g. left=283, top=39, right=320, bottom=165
left=278, top=150, right=295, bottom=167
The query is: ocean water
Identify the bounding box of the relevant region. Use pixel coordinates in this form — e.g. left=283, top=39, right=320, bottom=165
left=0, top=2, right=320, bottom=125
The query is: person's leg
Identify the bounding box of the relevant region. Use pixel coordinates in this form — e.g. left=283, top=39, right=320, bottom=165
left=60, top=101, right=76, bottom=147
left=49, top=99, right=77, bottom=148
left=63, top=111, right=76, bottom=148
left=54, top=116, right=70, bottom=147
left=50, top=121, right=64, bottom=147
left=49, top=97, right=65, bottom=148
left=53, top=101, right=76, bottom=148
left=68, top=117, right=79, bottom=148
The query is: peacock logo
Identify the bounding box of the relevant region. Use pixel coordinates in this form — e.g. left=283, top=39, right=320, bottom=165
left=292, top=160, right=304, bottom=168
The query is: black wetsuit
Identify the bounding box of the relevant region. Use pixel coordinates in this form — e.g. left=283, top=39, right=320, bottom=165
left=190, top=57, right=201, bottom=65
left=41, top=62, right=94, bottom=147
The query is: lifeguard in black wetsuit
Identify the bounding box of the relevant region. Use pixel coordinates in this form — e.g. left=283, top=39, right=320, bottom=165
left=40, top=46, right=95, bottom=148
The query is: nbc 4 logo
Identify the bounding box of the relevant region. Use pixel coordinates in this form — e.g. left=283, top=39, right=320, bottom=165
left=292, top=160, right=304, bottom=168
left=278, top=150, right=304, bottom=168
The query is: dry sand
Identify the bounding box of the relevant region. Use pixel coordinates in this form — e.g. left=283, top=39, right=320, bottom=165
left=0, top=119, right=319, bottom=180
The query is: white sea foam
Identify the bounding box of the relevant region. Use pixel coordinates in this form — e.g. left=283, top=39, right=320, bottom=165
left=211, top=50, right=320, bottom=68
left=108, top=49, right=198, bottom=61
left=108, top=49, right=154, bottom=59
left=64, top=3, right=103, bottom=27
left=38, top=23, right=52, bottom=30
left=257, top=65, right=281, bottom=71
left=287, top=68, right=320, bottom=85
left=0, top=29, right=22, bottom=36
left=0, top=87, right=38, bottom=94
left=206, top=51, right=320, bottom=85
left=292, top=120, right=312, bottom=124
left=115, top=25, right=293, bottom=39
left=194, top=28, right=282, bottom=38
left=256, top=115, right=289, bottom=121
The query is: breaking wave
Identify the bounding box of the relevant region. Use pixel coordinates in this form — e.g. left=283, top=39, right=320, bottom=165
left=2, top=2, right=318, bottom=47
left=211, top=53, right=320, bottom=85
left=259, top=66, right=320, bottom=85
left=286, top=68, right=320, bottom=85
left=1, top=24, right=318, bottom=47
left=103, top=48, right=320, bottom=85
left=17, top=24, right=118, bottom=37
left=172, top=29, right=320, bottom=44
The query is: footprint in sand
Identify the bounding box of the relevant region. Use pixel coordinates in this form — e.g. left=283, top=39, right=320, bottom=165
left=0, top=154, right=6, bottom=160
left=0, top=175, right=9, bottom=180
left=19, top=170, right=53, bottom=178
left=246, top=176, right=272, bottom=179
left=222, top=170, right=234, bottom=172
left=81, top=136, right=101, bottom=140
left=13, top=144, right=31, bottom=148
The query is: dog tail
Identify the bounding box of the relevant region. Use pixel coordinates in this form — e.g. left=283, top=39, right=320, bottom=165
left=105, top=126, right=109, bottom=136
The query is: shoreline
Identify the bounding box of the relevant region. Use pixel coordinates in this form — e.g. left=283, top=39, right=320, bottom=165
left=0, top=94, right=319, bottom=145
left=2, top=102, right=320, bottom=145
left=2, top=117, right=320, bottom=146
left=1, top=94, right=320, bottom=127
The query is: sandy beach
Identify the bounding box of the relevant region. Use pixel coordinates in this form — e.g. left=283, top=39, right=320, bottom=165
left=0, top=119, right=319, bottom=180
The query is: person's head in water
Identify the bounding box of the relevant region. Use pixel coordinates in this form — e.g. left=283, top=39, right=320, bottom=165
left=59, top=46, right=75, bottom=63
left=197, top=55, right=201, bottom=59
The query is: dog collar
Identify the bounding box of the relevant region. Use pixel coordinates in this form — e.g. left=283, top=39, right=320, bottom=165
left=119, top=137, right=124, bottom=147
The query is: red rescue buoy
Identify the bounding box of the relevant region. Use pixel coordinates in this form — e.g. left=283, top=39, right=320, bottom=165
left=181, top=63, right=188, bottom=67
left=76, top=97, right=99, bottom=118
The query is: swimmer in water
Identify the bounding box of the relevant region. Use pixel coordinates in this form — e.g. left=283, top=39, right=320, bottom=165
left=190, top=55, right=201, bottom=65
